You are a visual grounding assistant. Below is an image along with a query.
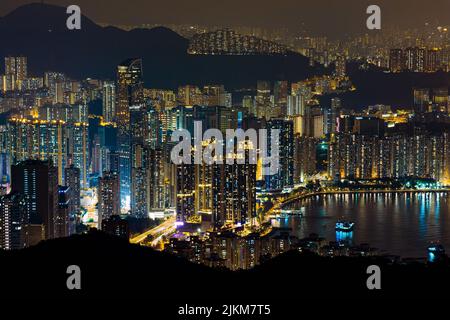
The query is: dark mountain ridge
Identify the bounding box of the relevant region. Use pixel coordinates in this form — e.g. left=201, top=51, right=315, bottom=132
left=0, top=3, right=322, bottom=89
left=1, top=231, right=449, bottom=300
left=4, top=4, right=450, bottom=110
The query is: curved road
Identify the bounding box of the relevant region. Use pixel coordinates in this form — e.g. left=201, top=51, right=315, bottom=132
left=129, top=216, right=176, bottom=245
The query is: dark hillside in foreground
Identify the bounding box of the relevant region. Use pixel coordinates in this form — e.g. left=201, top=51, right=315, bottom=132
left=1, top=231, right=449, bottom=300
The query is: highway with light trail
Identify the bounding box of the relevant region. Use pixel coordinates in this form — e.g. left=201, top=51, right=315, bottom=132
left=129, top=216, right=176, bottom=245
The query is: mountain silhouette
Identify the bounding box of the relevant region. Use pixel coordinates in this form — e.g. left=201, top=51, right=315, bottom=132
left=0, top=3, right=322, bottom=89
left=1, top=230, right=450, bottom=300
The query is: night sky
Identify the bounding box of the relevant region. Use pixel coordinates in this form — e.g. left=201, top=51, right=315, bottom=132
left=1, top=0, right=450, bottom=37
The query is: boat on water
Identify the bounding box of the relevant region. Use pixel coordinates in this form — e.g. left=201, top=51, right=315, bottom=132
left=335, top=220, right=355, bottom=232
left=427, top=243, right=445, bottom=254
left=279, top=209, right=303, bottom=217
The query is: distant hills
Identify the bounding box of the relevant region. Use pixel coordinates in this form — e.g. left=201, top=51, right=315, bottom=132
left=3, top=3, right=450, bottom=109
left=342, top=63, right=450, bottom=109
left=0, top=3, right=323, bottom=89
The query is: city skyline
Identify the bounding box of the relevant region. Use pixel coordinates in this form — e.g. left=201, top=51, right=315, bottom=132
left=2, top=48, right=450, bottom=255
left=2, top=1, right=450, bottom=303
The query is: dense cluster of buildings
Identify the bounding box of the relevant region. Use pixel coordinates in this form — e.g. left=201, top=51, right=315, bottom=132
left=328, top=118, right=450, bottom=183
left=167, top=231, right=297, bottom=270
left=1, top=36, right=450, bottom=257
left=188, top=29, right=288, bottom=55
left=115, top=22, right=450, bottom=73
left=291, top=25, right=450, bottom=72
left=389, top=47, right=444, bottom=72
left=167, top=230, right=379, bottom=270
left=0, top=159, right=77, bottom=249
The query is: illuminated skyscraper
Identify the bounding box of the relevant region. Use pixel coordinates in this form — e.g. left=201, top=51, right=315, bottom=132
left=8, top=118, right=68, bottom=185
left=413, top=88, right=430, bottom=113
left=11, top=160, right=58, bottom=242
left=98, top=123, right=118, bottom=173
left=176, top=161, right=195, bottom=224
left=130, top=105, right=148, bottom=145
left=203, top=85, right=224, bottom=106
left=294, top=135, right=317, bottom=183
left=147, top=107, right=162, bottom=148
left=265, top=119, right=294, bottom=190
left=116, top=58, right=144, bottom=122
left=98, top=171, right=120, bottom=227
left=177, top=85, right=201, bottom=106
left=0, top=192, right=26, bottom=250
left=131, top=144, right=150, bottom=218
left=273, top=80, right=288, bottom=117
left=389, top=49, right=404, bottom=72
left=405, top=47, right=426, bottom=72
left=195, top=148, right=214, bottom=219
left=130, top=104, right=150, bottom=217
left=242, top=96, right=254, bottom=113
left=327, top=128, right=450, bottom=183
left=212, top=154, right=257, bottom=229
left=0, top=148, right=11, bottom=186
left=44, top=72, right=66, bottom=104
left=328, top=133, right=355, bottom=180
left=6, top=56, right=27, bottom=80
left=426, top=49, right=442, bottom=72
left=1, top=74, right=15, bottom=92
left=255, top=81, right=271, bottom=119
left=354, top=135, right=378, bottom=179
left=287, top=95, right=303, bottom=117
left=116, top=58, right=144, bottom=207
left=330, top=98, right=342, bottom=133
left=4, top=57, right=16, bottom=76
left=432, top=87, right=449, bottom=112
left=149, top=147, right=168, bottom=210
left=67, top=122, right=88, bottom=188
left=55, top=186, right=70, bottom=238
left=4, top=56, right=27, bottom=90
left=102, top=81, right=116, bottom=123
left=7, top=118, right=88, bottom=187
left=64, top=164, right=81, bottom=226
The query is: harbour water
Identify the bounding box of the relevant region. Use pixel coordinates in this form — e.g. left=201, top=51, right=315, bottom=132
left=280, top=192, right=450, bottom=258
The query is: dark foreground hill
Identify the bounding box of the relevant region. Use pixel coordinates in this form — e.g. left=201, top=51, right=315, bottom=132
left=0, top=3, right=322, bottom=89
left=1, top=231, right=449, bottom=300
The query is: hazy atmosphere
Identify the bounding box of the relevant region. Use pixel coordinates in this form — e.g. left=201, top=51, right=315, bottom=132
left=1, top=0, right=450, bottom=37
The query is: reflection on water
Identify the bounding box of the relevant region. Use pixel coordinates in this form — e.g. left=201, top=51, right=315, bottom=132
left=429, top=252, right=438, bottom=263
left=336, top=231, right=354, bottom=246
left=278, top=192, right=450, bottom=258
